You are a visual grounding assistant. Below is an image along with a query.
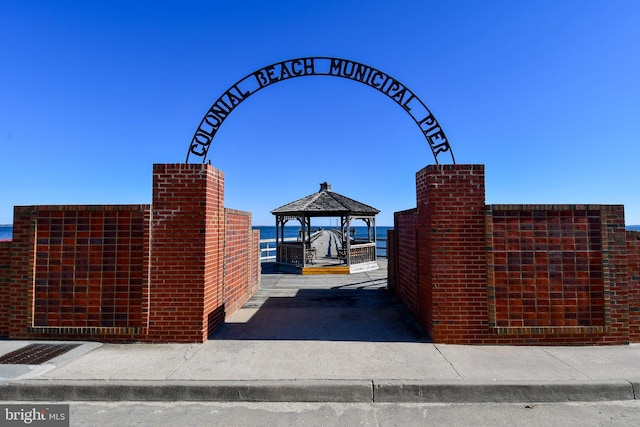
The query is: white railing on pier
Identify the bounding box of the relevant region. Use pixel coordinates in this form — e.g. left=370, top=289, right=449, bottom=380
left=260, top=230, right=324, bottom=262
left=260, top=237, right=295, bottom=262
left=260, top=236, right=388, bottom=262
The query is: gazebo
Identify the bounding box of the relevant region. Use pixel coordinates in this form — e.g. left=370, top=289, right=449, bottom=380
left=271, top=182, right=380, bottom=274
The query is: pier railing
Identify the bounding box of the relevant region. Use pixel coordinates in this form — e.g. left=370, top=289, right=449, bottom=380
left=260, top=237, right=294, bottom=262
left=260, top=237, right=387, bottom=263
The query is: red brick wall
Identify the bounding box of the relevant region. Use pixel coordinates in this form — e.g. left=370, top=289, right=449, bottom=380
left=486, top=205, right=628, bottom=345
left=627, top=231, right=640, bottom=342
left=3, top=164, right=262, bottom=344
left=392, top=209, right=418, bottom=317
left=148, top=163, right=225, bottom=343
left=7, top=160, right=632, bottom=346
left=223, top=208, right=260, bottom=316
left=0, top=241, right=11, bottom=337
left=390, top=164, right=635, bottom=345
left=415, top=164, right=487, bottom=343
left=8, top=205, right=150, bottom=342
left=489, top=207, right=605, bottom=329
left=32, top=208, right=148, bottom=331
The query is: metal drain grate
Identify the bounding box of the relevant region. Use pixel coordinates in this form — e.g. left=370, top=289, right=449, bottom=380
left=0, top=343, right=80, bottom=365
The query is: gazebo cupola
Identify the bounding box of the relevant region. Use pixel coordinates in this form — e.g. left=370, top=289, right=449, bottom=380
left=271, top=182, right=380, bottom=274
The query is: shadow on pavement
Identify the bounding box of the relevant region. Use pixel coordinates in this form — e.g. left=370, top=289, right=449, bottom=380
left=210, top=287, right=431, bottom=343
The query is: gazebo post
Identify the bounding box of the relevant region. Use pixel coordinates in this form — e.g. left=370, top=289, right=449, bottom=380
left=340, top=215, right=347, bottom=259
left=275, top=215, right=280, bottom=263
left=372, top=217, right=376, bottom=244
left=372, top=217, right=377, bottom=261
left=346, top=215, right=351, bottom=267
left=303, top=215, right=308, bottom=265
left=307, top=215, right=312, bottom=264
left=297, top=216, right=303, bottom=266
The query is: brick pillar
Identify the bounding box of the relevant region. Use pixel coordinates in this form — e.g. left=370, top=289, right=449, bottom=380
left=416, top=164, right=487, bottom=343
left=628, top=231, right=640, bottom=342
left=386, top=229, right=396, bottom=293
left=602, top=206, right=629, bottom=343
left=0, top=241, right=10, bottom=336
left=148, top=164, right=224, bottom=343
left=8, top=207, right=37, bottom=339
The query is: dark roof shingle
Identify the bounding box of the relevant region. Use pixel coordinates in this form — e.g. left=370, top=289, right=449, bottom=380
left=271, top=183, right=379, bottom=217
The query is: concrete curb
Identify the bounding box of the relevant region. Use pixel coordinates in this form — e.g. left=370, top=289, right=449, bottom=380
left=0, top=380, right=373, bottom=402
left=373, top=379, right=637, bottom=403
left=0, top=379, right=637, bottom=403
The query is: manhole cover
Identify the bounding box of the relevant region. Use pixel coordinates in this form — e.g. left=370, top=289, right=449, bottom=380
left=0, top=343, right=80, bottom=365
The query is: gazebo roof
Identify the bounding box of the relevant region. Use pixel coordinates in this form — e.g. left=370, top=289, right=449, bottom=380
left=271, top=182, right=380, bottom=217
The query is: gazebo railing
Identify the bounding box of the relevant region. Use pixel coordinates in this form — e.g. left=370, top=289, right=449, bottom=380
left=277, top=242, right=304, bottom=265
left=261, top=237, right=296, bottom=261
left=349, top=242, right=376, bottom=264
left=261, top=237, right=386, bottom=263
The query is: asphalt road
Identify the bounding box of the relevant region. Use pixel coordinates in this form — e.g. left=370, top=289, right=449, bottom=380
left=15, top=400, right=640, bottom=426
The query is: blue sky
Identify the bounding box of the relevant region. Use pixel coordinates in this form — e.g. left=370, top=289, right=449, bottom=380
left=1, top=1, right=638, bottom=226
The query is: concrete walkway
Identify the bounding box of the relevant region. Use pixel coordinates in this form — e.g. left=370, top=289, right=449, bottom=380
left=1, top=261, right=640, bottom=403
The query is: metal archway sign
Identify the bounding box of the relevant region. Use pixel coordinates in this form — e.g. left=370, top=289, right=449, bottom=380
left=186, top=57, right=455, bottom=164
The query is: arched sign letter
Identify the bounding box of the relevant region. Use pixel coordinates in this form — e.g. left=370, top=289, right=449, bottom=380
left=186, top=57, right=455, bottom=164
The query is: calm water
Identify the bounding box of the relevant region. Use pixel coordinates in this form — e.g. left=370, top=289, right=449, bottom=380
left=254, top=225, right=392, bottom=259
left=0, top=225, right=11, bottom=240
left=2, top=224, right=638, bottom=242
left=253, top=225, right=392, bottom=241
left=0, top=225, right=394, bottom=240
